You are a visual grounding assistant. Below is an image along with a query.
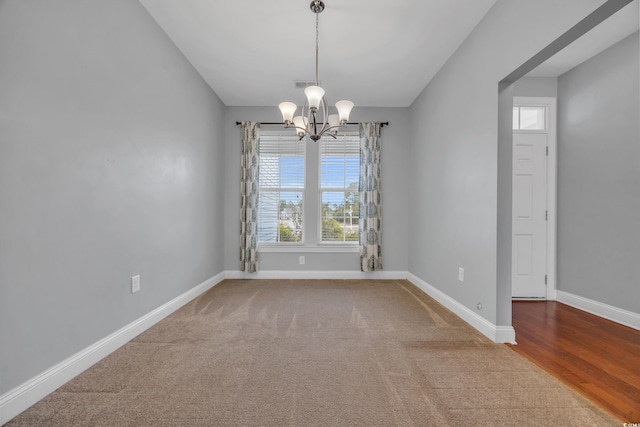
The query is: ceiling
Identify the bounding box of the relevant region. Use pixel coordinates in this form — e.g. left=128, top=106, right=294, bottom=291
left=527, top=0, right=639, bottom=77
left=139, top=0, right=639, bottom=107
left=138, top=0, right=497, bottom=107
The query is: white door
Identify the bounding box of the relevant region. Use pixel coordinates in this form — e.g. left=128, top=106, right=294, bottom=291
left=512, top=132, right=548, bottom=298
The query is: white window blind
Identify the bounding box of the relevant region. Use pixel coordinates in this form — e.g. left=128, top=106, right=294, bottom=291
left=257, top=132, right=305, bottom=244
left=320, top=133, right=360, bottom=243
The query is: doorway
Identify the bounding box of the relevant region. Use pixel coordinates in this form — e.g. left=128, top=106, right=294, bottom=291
left=496, top=0, right=634, bottom=335
left=511, top=97, right=556, bottom=299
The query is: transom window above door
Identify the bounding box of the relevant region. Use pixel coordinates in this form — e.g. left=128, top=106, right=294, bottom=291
left=513, top=106, right=547, bottom=130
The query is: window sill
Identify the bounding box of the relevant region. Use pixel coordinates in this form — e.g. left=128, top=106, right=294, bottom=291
left=258, top=245, right=359, bottom=253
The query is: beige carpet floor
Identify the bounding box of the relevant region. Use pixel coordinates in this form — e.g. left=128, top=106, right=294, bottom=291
left=7, top=279, right=619, bottom=426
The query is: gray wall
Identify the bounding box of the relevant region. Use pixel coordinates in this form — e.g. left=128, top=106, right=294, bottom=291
left=407, top=0, right=608, bottom=325
left=0, top=0, right=226, bottom=394
left=223, top=107, right=410, bottom=273
left=514, top=77, right=558, bottom=97
left=557, top=32, right=640, bottom=312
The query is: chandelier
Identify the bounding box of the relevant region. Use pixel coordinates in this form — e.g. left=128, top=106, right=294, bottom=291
left=278, top=0, right=354, bottom=141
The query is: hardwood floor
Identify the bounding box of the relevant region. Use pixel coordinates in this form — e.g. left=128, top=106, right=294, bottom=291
left=508, top=300, right=640, bottom=422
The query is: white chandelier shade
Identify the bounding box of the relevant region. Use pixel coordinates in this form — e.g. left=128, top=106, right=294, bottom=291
left=278, top=102, right=297, bottom=124
left=335, top=100, right=355, bottom=122
left=304, top=86, right=325, bottom=111
left=292, top=115, right=309, bottom=137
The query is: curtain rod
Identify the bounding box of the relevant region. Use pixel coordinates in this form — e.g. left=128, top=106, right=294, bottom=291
left=236, top=121, right=389, bottom=127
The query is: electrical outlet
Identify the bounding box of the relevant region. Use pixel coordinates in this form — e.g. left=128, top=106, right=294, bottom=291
left=299, top=256, right=305, bottom=265
left=458, top=267, right=465, bottom=282
left=131, top=275, right=141, bottom=294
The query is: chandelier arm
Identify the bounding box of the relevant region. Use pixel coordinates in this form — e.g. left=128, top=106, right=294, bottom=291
left=302, top=98, right=312, bottom=135
left=312, top=111, right=318, bottom=136
left=317, top=96, right=330, bottom=136
left=303, top=99, right=312, bottom=135
left=318, top=129, right=338, bottom=139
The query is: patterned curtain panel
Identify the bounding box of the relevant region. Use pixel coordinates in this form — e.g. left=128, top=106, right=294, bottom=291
left=359, top=122, right=383, bottom=272
left=240, top=122, right=260, bottom=273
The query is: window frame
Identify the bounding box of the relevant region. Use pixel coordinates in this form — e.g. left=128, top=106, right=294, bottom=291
left=256, top=130, right=306, bottom=247
left=317, top=132, right=360, bottom=246
left=255, top=127, right=361, bottom=253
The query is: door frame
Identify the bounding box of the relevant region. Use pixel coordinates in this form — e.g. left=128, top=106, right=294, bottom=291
left=513, top=96, right=557, bottom=301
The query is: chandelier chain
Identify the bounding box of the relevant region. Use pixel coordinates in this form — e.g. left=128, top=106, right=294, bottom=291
left=315, top=7, right=319, bottom=85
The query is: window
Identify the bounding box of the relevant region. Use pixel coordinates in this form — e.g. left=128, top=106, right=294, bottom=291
left=256, top=129, right=360, bottom=248
left=320, top=133, right=360, bottom=243
left=257, top=132, right=305, bottom=244
left=513, top=106, right=546, bottom=130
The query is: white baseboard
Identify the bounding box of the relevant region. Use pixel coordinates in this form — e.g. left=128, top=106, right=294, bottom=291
left=224, top=270, right=408, bottom=280
left=227, top=270, right=517, bottom=343
left=406, top=273, right=516, bottom=344
left=556, top=290, right=640, bottom=332
left=1, top=269, right=523, bottom=424
left=0, top=272, right=225, bottom=425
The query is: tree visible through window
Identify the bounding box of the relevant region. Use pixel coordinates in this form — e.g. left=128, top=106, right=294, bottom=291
left=256, top=130, right=360, bottom=246
left=320, top=134, right=360, bottom=243
left=257, top=133, right=304, bottom=243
